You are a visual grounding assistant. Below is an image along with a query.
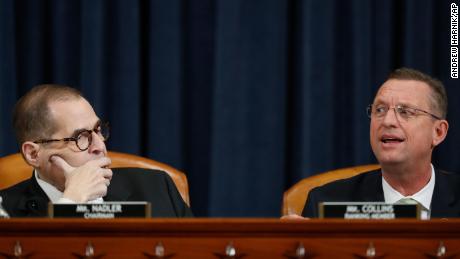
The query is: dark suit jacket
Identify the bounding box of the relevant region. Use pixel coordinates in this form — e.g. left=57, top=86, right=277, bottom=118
left=0, top=168, right=193, bottom=218
left=302, top=169, right=460, bottom=218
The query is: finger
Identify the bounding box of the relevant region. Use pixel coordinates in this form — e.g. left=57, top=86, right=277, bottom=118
left=87, top=157, right=112, bottom=169
left=50, top=155, right=75, bottom=175
left=280, top=214, right=308, bottom=220
left=101, top=168, right=113, bottom=180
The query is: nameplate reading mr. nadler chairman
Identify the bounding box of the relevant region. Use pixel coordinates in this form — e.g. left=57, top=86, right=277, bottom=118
left=48, top=202, right=151, bottom=218
left=319, top=202, right=421, bottom=219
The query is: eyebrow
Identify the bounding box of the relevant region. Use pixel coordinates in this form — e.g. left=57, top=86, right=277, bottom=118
left=70, top=120, right=101, bottom=138
left=374, top=101, right=416, bottom=107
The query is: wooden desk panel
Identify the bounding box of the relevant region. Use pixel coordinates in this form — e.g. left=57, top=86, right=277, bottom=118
left=1, top=218, right=460, bottom=258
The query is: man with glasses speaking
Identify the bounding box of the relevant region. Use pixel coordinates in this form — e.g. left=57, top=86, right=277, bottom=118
left=302, top=68, right=460, bottom=219
left=0, top=84, right=193, bottom=217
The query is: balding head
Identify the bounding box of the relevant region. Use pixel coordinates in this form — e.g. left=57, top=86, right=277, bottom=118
left=13, top=84, right=83, bottom=146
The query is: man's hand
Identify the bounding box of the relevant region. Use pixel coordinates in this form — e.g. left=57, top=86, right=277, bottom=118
left=51, top=156, right=113, bottom=203
left=280, top=214, right=310, bottom=220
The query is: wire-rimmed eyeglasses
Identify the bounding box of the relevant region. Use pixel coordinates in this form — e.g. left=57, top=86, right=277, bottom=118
left=366, top=104, right=441, bottom=121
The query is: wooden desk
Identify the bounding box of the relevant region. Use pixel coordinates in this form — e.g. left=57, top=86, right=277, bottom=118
left=1, top=218, right=460, bottom=258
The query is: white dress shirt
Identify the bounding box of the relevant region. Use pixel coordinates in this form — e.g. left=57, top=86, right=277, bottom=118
left=382, top=164, right=435, bottom=220
left=35, top=170, right=104, bottom=204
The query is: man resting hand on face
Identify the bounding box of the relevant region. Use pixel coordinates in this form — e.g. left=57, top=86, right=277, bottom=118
left=0, top=84, right=193, bottom=218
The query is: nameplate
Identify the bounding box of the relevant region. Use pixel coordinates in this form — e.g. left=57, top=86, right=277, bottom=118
left=319, top=202, right=421, bottom=219
left=48, top=202, right=151, bottom=218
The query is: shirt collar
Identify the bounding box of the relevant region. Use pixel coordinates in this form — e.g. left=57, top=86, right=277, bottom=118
left=382, top=164, right=435, bottom=211
left=34, top=169, right=63, bottom=203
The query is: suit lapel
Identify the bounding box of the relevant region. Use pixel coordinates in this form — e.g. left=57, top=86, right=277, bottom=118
left=357, top=170, right=385, bottom=201
left=431, top=170, right=458, bottom=218
left=17, top=175, right=50, bottom=217
left=104, top=170, right=131, bottom=201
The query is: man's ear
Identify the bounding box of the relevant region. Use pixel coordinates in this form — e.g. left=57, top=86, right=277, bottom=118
left=21, top=141, right=41, bottom=167
left=432, top=119, right=449, bottom=147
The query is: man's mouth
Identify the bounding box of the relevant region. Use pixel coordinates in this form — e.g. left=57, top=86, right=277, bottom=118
left=380, top=135, right=405, bottom=144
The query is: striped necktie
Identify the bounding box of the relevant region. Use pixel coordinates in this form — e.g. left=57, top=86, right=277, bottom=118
left=396, top=197, right=418, bottom=205
left=396, top=197, right=430, bottom=219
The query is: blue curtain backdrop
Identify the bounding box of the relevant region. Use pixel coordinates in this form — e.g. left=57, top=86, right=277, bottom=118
left=0, top=0, right=459, bottom=217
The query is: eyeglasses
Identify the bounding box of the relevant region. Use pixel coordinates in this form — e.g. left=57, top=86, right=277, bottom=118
left=34, top=122, right=110, bottom=151
left=366, top=104, right=441, bottom=121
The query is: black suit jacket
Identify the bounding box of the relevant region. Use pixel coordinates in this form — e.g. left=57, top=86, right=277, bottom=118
left=302, top=169, right=460, bottom=218
left=0, top=168, right=193, bottom=218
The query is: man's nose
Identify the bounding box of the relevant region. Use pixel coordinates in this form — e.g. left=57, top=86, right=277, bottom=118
left=88, top=132, right=106, bottom=154
left=381, top=107, right=400, bottom=126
